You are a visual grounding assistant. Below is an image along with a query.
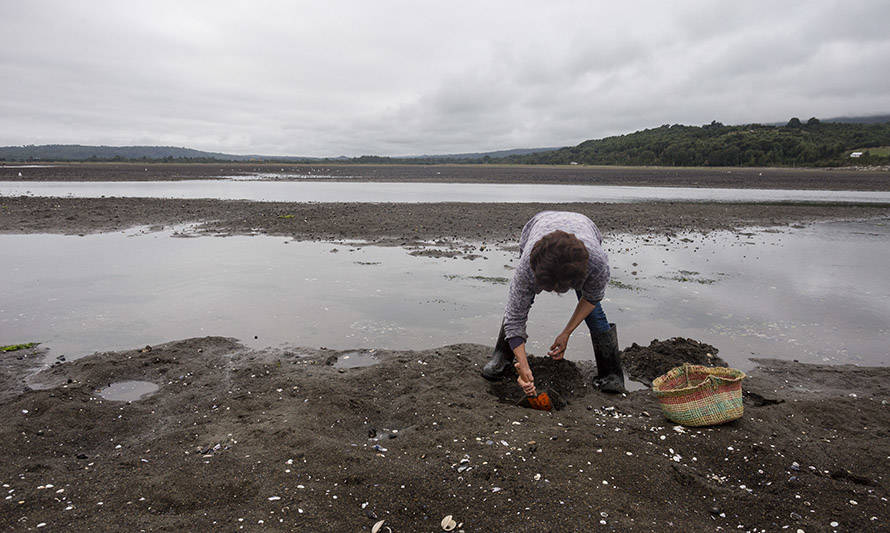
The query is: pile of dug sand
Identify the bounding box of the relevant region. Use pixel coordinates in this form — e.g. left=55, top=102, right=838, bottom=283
left=622, top=337, right=728, bottom=386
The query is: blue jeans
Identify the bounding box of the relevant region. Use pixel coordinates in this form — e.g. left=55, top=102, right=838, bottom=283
left=575, top=290, right=610, bottom=334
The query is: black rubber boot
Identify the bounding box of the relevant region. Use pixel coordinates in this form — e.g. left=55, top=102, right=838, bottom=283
left=591, top=323, right=627, bottom=393
left=481, top=320, right=514, bottom=380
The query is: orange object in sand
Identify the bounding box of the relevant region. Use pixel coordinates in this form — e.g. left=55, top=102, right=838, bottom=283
left=518, top=391, right=553, bottom=411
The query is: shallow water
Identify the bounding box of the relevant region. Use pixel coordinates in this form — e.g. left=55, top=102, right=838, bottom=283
left=97, top=380, right=159, bottom=401
left=4, top=180, right=890, bottom=204
left=333, top=351, right=381, bottom=368
left=1, top=219, right=888, bottom=371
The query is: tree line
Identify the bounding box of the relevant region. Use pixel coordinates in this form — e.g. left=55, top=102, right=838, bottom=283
left=502, top=119, right=890, bottom=167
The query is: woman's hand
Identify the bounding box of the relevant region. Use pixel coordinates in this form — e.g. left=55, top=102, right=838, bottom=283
left=515, top=360, right=536, bottom=396
left=548, top=332, right=570, bottom=360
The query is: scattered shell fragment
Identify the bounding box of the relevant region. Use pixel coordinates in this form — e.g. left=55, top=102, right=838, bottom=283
left=372, top=519, right=385, bottom=533
left=441, top=515, right=457, bottom=531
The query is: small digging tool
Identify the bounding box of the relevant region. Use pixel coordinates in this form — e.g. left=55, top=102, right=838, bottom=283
left=518, top=390, right=553, bottom=411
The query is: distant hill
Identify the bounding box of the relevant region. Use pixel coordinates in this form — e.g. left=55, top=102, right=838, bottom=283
left=0, top=144, right=317, bottom=162
left=820, top=114, right=890, bottom=124
left=402, top=147, right=562, bottom=160
left=502, top=119, right=890, bottom=167
left=0, top=144, right=560, bottom=163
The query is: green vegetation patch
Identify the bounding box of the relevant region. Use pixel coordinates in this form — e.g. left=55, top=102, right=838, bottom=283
left=1, top=342, right=40, bottom=352
left=658, top=273, right=717, bottom=284
left=468, top=275, right=510, bottom=285
left=278, top=214, right=295, bottom=219
left=609, top=279, right=642, bottom=291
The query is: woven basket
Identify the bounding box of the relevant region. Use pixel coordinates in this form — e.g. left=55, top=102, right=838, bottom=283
left=652, top=363, right=746, bottom=427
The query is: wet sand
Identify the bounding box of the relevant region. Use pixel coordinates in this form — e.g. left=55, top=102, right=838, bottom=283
left=1, top=338, right=886, bottom=531
left=3, top=162, right=890, bottom=190
left=3, top=197, right=890, bottom=253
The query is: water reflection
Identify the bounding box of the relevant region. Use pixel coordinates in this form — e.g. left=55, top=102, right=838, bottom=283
left=1, top=219, right=888, bottom=370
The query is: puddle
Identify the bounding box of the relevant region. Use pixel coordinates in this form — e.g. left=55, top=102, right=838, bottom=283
left=333, top=351, right=381, bottom=368
left=98, top=381, right=159, bottom=401
left=4, top=180, right=890, bottom=203
left=1, top=219, right=889, bottom=371
left=625, top=379, right=650, bottom=392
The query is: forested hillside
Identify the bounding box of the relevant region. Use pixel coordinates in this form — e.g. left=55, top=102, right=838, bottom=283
left=505, top=119, right=890, bottom=167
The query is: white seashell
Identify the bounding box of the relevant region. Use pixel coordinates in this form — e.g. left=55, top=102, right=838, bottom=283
left=372, top=520, right=385, bottom=533
left=441, top=515, right=457, bottom=531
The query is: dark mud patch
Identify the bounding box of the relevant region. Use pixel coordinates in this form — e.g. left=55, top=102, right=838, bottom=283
left=4, top=197, right=890, bottom=245
left=408, top=248, right=463, bottom=259
left=487, top=355, right=592, bottom=410
left=657, top=270, right=723, bottom=284
left=444, top=274, right=510, bottom=285
left=623, top=337, right=728, bottom=386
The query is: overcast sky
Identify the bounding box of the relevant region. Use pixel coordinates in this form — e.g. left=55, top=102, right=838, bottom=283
left=1, top=1, right=888, bottom=156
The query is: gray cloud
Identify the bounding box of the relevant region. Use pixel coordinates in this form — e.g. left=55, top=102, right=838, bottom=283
left=1, top=0, right=888, bottom=156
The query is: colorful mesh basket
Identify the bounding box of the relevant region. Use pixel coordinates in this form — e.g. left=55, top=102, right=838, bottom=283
left=652, top=363, right=746, bottom=427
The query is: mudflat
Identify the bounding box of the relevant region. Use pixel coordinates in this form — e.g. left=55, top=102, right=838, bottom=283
left=1, top=338, right=886, bottom=530
left=3, top=162, right=890, bottom=190
left=3, top=197, right=890, bottom=249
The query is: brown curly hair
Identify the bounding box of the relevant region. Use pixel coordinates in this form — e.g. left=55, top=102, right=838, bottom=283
left=529, top=230, right=589, bottom=293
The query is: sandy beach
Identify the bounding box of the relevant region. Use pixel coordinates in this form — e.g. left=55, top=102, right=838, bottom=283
left=1, top=337, right=887, bottom=531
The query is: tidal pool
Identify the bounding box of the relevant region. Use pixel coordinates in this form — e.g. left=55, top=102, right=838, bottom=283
left=1, top=219, right=888, bottom=371
left=97, top=380, right=159, bottom=401
left=333, top=351, right=381, bottom=368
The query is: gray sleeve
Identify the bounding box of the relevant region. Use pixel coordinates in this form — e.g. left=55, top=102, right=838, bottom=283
left=518, top=215, right=537, bottom=256
left=503, top=264, right=536, bottom=341
left=580, top=255, right=610, bottom=303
